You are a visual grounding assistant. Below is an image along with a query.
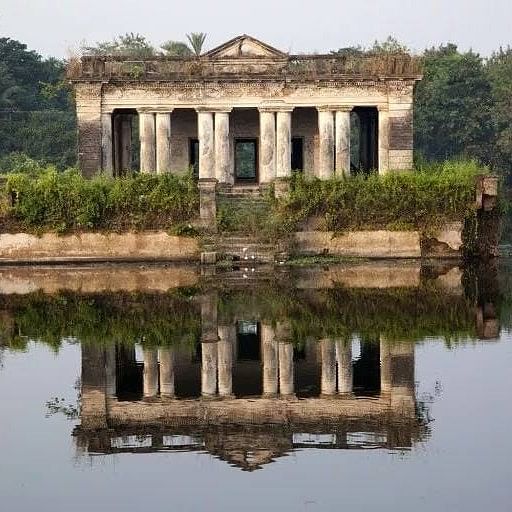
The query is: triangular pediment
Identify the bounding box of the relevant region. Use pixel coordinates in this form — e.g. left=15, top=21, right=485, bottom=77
left=203, top=35, right=287, bottom=59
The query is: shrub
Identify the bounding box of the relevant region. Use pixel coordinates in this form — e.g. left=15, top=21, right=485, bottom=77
left=273, top=160, right=486, bottom=236
left=3, top=169, right=199, bottom=233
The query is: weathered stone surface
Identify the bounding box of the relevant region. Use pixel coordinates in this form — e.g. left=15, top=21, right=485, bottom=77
left=435, top=222, right=463, bottom=251
left=0, top=232, right=200, bottom=262
left=294, top=231, right=421, bottom=258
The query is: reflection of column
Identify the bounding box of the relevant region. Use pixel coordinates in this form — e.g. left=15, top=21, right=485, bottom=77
left=318, top=107, right=335, bottom=179
left=335, top=108, right=351, bottom=177
left=215, top=110, right=232, bottom=184
left=201, top=341, right=218, bottom=396
left=276, top=322, right=294, bottom=396
left=336, top=339, right=353, bottom=394
left=101, top=112, right=113, bottom=175
left=276, top=110, right=292, bottom=178
left=139, top=111, right=156, bottom=173
left=261, top=324, right=278, bottom=395
left=197, top=110, right=215, bottom=179
left=279, top=343, right=294, bottom=395
left=201, top=292, right=219, bottom=396
left=156, top=111, right=172, bottom=174
left=143, top=348, right=159, bottom=398
left=105, top=345, right=116, bottom=397
left=259, top=109, right=276, bottom=183
left=158, top=348, right=175, bottom=397
left=378, top=106, right=389, bottom=174
left=320, top=339, right=336, bottom=395
left=380, top=337, right=392, bottom=394
left=217, top=326, right=233, bottom=397
left=390, top=342, right=415, bottom=416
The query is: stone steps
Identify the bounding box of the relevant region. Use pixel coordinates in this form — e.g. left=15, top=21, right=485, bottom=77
left=216, top=236, right=286, bottom=263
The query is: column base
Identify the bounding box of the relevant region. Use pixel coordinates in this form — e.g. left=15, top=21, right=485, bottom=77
left=274, top=178, right=291, bottom=199
left=198, top=178, right=218, bottom=231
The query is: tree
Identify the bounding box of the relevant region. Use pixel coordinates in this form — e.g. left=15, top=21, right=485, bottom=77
left=160, top=40, right=193, bottom=57
left=414, top=44, right=495, bottom=164
left=83, top=32, right=156, bottom=58
left=186, top=32, right=207, bottom=56
left=486, top=47, right=512, bottom=175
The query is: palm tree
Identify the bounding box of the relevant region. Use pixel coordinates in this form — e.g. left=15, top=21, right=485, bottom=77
left=186, top=33, right=207, bottom=57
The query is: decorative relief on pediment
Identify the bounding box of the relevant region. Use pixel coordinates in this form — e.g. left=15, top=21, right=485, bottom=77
left=203, top=35, right=286, bottom=59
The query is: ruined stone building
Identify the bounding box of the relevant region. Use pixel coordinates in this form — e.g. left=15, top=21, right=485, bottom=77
left=70, top=35, right=422, bottom=183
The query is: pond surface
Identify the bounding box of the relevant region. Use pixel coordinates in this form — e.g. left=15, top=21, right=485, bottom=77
left=0, top=261, right=511, bottom=511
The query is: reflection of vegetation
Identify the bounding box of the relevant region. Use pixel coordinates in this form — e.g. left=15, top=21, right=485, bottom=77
left=0, top=264, right=508, bottom=351
left=217, top=284, right=479, bottom=344
left=0, top=291, right=201, bottom=350
left=45, top=378, right=80, bottom=420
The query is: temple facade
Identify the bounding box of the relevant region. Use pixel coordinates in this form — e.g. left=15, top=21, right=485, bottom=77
left=70, top=35, right=422, bottom=182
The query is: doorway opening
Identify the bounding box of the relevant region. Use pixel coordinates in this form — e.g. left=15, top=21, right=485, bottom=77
left=291, top=137, right=304, bottom=171
left=351, top=107, right=378, bottom=175
left=235, top=138, right=258, bottom=182
left=112, top=109, right=139, bottom=176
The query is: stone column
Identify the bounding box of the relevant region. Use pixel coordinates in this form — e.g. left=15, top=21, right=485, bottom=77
left=320, top=339, right=337, bottom=395
left=156, top=111, right=172, bottom=174
left=336, top=339, right=353, bottom=394
left=158, top=348, right=175, bottom=397
left=335, top=108, right=351, bottom=178
left=215, top=110, right=232, bottom=184
left=261, top=324, right=278, bottom=395
left=259, top=109, right=276, bottom=183
left=217, top=325, right=234, bottom=397
left=318, top=107, right=335, bottom=179
left=380, top=336, right=392, bottom=395
left=139, top=111, right=156, bottom=173
left=378, top=105, right=390, bottom=174
left=101, top=112, right=113, bottom=176
left=197, top=109, right=215, bottom=179
left=276, top=109, right=292, bottom=179
left=105, top=345, right=116, bottom=397
left=143, top=348, right=159, bottom=398
left=75, top=82, right=102, bottom=177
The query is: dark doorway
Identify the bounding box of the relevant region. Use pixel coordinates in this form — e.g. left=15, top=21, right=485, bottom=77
left=189, top=138, right=199, bottom=178
left=352, top=339, right=381, bottom=396
left=351, top=107, right=378, bottom=175
left=291, top=137, right=304, bottom=171
left=112, top=109, right=139, bottom=176
left=236, top=321, right=260, bottom=360
left=235, top=139, right=258, bottom=182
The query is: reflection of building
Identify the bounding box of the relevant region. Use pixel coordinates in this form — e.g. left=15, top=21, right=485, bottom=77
left=75, top=293, right=427, bottom=471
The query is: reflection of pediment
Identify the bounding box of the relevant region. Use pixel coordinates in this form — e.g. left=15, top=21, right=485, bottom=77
left=203, top=35, right=287, bottom=59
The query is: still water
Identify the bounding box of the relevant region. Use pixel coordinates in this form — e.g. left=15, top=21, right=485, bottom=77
left=0, top=261, right=511, bottom=511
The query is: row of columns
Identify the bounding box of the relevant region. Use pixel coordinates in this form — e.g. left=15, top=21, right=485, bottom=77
left=101, top=105, right=389, bottom=178
left=139, top=337, right=353, bottom=399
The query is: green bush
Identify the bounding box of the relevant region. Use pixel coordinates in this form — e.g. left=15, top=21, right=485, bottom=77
left=274, top=160, right=486, bottom=236
left=3, top=169, right=199, bottom=232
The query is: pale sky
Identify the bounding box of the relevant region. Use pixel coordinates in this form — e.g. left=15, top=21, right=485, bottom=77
left=1, top=0, right=511, bottom=58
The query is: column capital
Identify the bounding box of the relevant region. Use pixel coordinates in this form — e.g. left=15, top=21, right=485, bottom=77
left=334, top=105, right=353, bottom=112
left=196, top=106, right=232, bottom=113
left=259, top=105, right=294, bottom=113
left=377, top=104, right=389, bottom=112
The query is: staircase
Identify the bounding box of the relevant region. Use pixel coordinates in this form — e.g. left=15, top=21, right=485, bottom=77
left=215, top=185, right=287, bottom=263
